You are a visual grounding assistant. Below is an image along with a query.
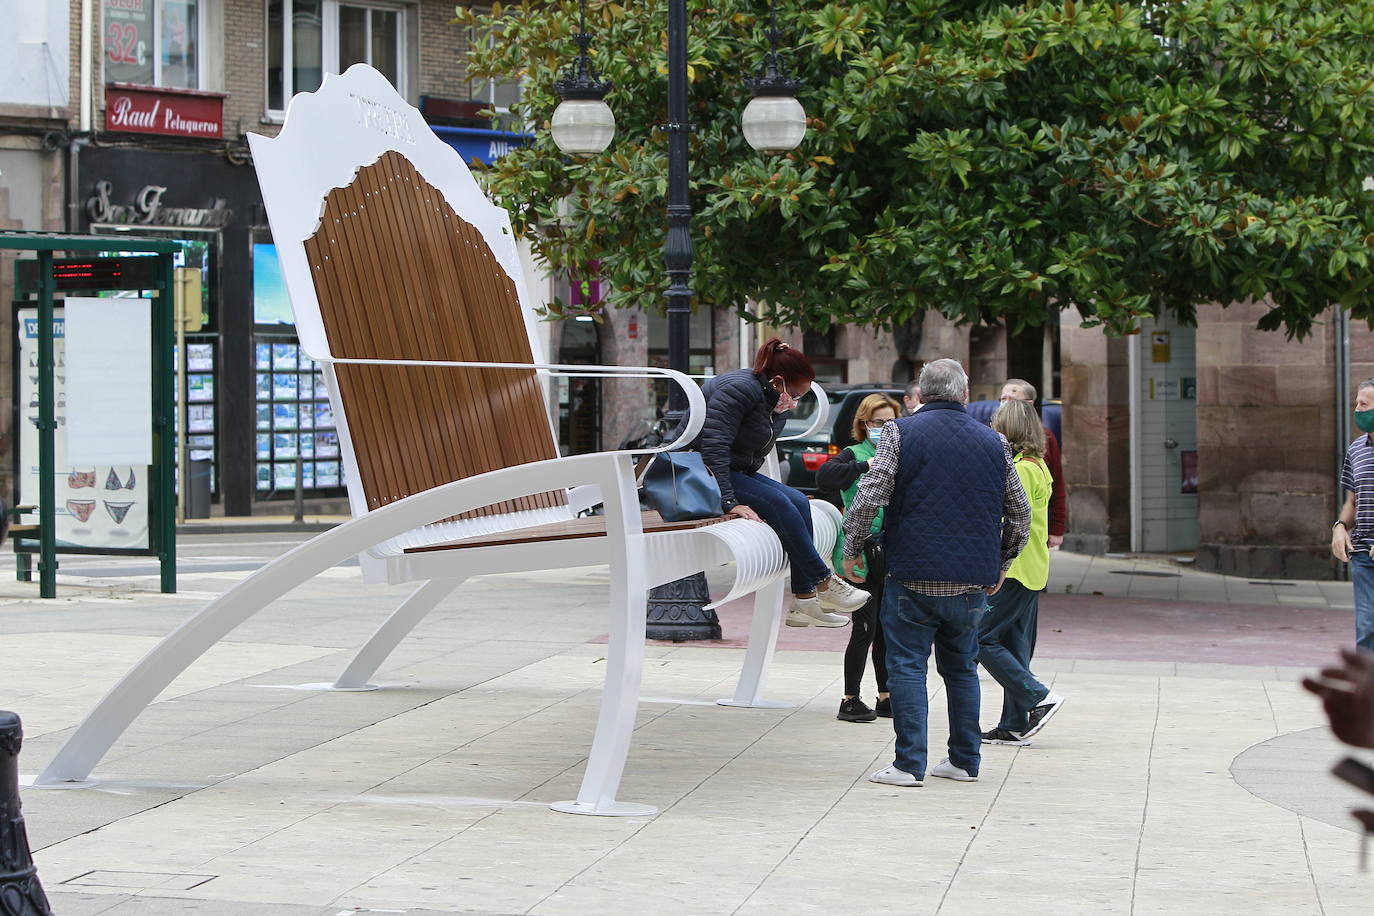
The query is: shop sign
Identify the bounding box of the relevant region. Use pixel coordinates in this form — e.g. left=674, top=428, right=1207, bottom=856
left=87, top=180, right=233, bottom=228
left=105, top=83, right=225, bottom=139
left=1148, top=378, right=1181, bottom=400
left=1151, top=331, right=1171, bottom=363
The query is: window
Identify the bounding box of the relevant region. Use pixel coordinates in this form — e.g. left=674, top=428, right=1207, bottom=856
left=267, top=0, right=406, bottom=116
left=467, top=28, right=521, bottom=128
left=104, top=0, right=203, bottom=90
left=338, top=5, right=399, bottom=84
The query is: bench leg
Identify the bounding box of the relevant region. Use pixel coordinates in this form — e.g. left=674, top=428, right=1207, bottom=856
left=553, top=475, right=654, bottom=816
left=716, top=577, right=794, bottom=709
left=33, top=507, right=435, bottom=787
left=15, top=551, right=31, bottom=582
left=332, top=578, right=463, bottom=689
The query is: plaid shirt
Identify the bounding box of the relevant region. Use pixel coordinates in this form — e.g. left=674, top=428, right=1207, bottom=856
left=841, top=420, right=1031, bottom=596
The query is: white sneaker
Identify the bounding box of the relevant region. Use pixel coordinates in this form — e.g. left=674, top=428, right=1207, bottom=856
left=929, top=757, right=978, bottom=782
left=817, top=575, right=869, bottom=613
left=869, top=765, right=922, bottom=787
left=785, top=596, right=850, bottom=628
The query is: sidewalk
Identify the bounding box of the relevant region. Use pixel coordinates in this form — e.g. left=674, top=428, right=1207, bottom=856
left=1, top=551, right=1366, bottom=915
left=175, top=514, right=350, bottom=535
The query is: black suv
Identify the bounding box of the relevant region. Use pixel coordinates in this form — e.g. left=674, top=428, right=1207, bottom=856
left=777, top=383, right=905, bottom=494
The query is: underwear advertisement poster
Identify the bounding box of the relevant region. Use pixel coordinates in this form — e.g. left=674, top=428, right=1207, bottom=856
left=17, top=305, right=151, bottom=550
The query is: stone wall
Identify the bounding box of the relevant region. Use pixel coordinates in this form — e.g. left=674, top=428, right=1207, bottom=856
left=1194, top=303, right=1342, bottom=579
left=968, top=324, right=1008, bottom=401
left=1060, top=322, right=1131, bottom=554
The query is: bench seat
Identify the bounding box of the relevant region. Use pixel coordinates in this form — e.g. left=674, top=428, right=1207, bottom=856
left=403, top=511, right=724, bottom=553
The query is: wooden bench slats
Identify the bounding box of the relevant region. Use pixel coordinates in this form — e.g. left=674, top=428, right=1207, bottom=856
left=403, top=511, right=725, bottom=553
left=304, top=152, right=567, bottom=519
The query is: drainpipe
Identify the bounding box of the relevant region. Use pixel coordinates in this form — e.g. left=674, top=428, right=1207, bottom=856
left=79, top=0, right=91, bottom=133
left=1337, top=307, right=1351, bottom=580
left=1128, top=331, right=1142, bottom=553
left=68, top=0, right=92, bottom=233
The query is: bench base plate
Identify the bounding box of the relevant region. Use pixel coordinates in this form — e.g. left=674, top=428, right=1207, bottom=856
left=550, top=800, right=658, bottom=818
left=715, top=698, right=794, bottom=709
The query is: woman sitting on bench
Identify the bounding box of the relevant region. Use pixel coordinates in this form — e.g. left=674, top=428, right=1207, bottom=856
left=686, top=338, right=869, bottom=626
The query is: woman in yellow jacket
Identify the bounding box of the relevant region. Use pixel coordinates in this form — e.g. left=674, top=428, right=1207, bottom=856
left=978, top=399, right=1066, bottom=744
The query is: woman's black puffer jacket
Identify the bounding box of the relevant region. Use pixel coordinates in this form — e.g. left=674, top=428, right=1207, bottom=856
left=685, top=368, right=787, bottom=511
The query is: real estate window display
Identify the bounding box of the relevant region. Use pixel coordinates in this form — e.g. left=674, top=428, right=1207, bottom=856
left=251, top=239, right=345, bottom=498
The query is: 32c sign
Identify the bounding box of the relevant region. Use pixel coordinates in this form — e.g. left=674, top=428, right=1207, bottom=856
left=106, top=21, right=148, bottom=66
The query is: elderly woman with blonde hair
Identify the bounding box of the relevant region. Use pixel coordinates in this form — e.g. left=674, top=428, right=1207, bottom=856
left=977, top=398, right=1066, bottom=745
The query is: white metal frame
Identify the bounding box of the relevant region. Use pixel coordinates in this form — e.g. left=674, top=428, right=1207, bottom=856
left=37, top=65, right=845, bottom=819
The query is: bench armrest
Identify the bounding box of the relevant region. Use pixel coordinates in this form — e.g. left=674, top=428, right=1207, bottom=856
left=312, top=357, right=706, bottom=454
left=776, top=381, right=831, bottom=442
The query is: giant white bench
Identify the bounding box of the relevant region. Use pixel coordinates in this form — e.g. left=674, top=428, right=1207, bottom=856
left=36, top=64, right=839, bottom=817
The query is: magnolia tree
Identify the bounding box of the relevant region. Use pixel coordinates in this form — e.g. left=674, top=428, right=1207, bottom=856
left=456, top=0, right=1374, bottom=337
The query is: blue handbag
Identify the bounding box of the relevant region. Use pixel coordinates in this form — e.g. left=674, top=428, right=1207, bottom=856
left=641, top=451, right=723, bottom=522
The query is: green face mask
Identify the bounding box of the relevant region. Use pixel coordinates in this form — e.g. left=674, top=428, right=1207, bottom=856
left=1357, top=409, right=1374, bottom=434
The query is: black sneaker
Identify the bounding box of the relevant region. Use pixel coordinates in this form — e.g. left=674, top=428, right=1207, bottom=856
left=1012, top=693, right=1066, bottom=740
left=874, top=696, right=893, bottom=718
left=981, top=727, right=1032, bottom=746
left=837, top=697, right=878, bottom=722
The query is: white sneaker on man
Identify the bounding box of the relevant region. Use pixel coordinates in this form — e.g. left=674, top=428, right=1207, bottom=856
left=817, top=575, right=870, bottom=613
left=929, top=757, right=978, bottom=782
left=785, top=596, right=849, bottom=627
left=869, top=765, right=923, bottom=787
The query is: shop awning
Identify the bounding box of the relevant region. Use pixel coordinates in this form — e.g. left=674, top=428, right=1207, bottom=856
left=429, top=125, right=533, bottom=166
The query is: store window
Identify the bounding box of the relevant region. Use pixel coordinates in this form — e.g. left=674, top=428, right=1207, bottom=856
left=104, top=0, right=203, bottom=90
left=252, top=241, right=344, bottom=496
left=267, top=0, right=407, bottom=115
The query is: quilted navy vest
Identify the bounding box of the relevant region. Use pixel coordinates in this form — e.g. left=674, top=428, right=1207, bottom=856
left=886, top=401, right=1008, bottom=586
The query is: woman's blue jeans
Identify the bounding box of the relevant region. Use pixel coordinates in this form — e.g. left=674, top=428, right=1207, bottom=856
left=729, top=471, right=832, bottom=594
left=977, top=578, right=1048, bottom=732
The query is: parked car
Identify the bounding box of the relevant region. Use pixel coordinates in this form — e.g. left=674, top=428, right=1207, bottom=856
left=777, top=383, right=906, bottom=495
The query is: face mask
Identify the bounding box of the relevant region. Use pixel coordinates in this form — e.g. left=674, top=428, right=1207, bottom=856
left=772, top=378, right=799, bottom=413
left=868, top=426, right=883, bottom=446
left=1357, top=409, right=1374, bottom=433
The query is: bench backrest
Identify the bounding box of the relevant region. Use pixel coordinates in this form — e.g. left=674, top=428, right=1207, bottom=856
left=248, top=65, right=566, bottom=522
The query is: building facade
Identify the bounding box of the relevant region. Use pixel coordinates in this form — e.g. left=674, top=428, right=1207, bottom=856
left=1062, top=304, right=1372, bottom=580
left=0, top=0, right=535, bottom=516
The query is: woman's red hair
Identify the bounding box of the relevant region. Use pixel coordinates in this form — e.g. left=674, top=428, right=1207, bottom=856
left=752, top=337, right=815, bottom=386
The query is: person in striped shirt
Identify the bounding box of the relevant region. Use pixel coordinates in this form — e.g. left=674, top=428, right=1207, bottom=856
left=1334, top=379, right=1374, bottom=651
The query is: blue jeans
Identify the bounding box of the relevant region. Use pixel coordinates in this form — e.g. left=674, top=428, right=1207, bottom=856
left=978, top=579, right=1048, bottom=732
left=1353, top=552, right=1374, bottom=652
left=730, top=471, right=832, bottom=595
left=879, top=578, right=983, bottom=778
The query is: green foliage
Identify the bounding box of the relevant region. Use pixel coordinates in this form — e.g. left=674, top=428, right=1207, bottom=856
left=454, top=0, right=1374, bottom=337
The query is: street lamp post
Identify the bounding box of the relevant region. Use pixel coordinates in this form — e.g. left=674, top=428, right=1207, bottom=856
left=553, top=0, right=806, bottom=641
left=640, top=0, right=721, bottom=640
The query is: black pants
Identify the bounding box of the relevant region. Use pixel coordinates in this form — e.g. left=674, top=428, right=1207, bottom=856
left=842, top=545, right=888, bottom=696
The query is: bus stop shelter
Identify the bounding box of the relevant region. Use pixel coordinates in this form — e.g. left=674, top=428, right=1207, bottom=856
left=0, top=231, right=179, bottom=598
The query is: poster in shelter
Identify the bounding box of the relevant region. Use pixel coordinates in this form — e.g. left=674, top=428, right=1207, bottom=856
left=17, top=307, right=150, bottom=549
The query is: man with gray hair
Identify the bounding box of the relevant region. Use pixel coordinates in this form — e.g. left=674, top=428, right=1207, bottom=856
left=842, top=358, right=1031, bottom=787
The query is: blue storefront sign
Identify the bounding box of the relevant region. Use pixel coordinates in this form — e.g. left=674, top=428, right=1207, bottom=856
left=429, top=125, right=533, bottom=166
